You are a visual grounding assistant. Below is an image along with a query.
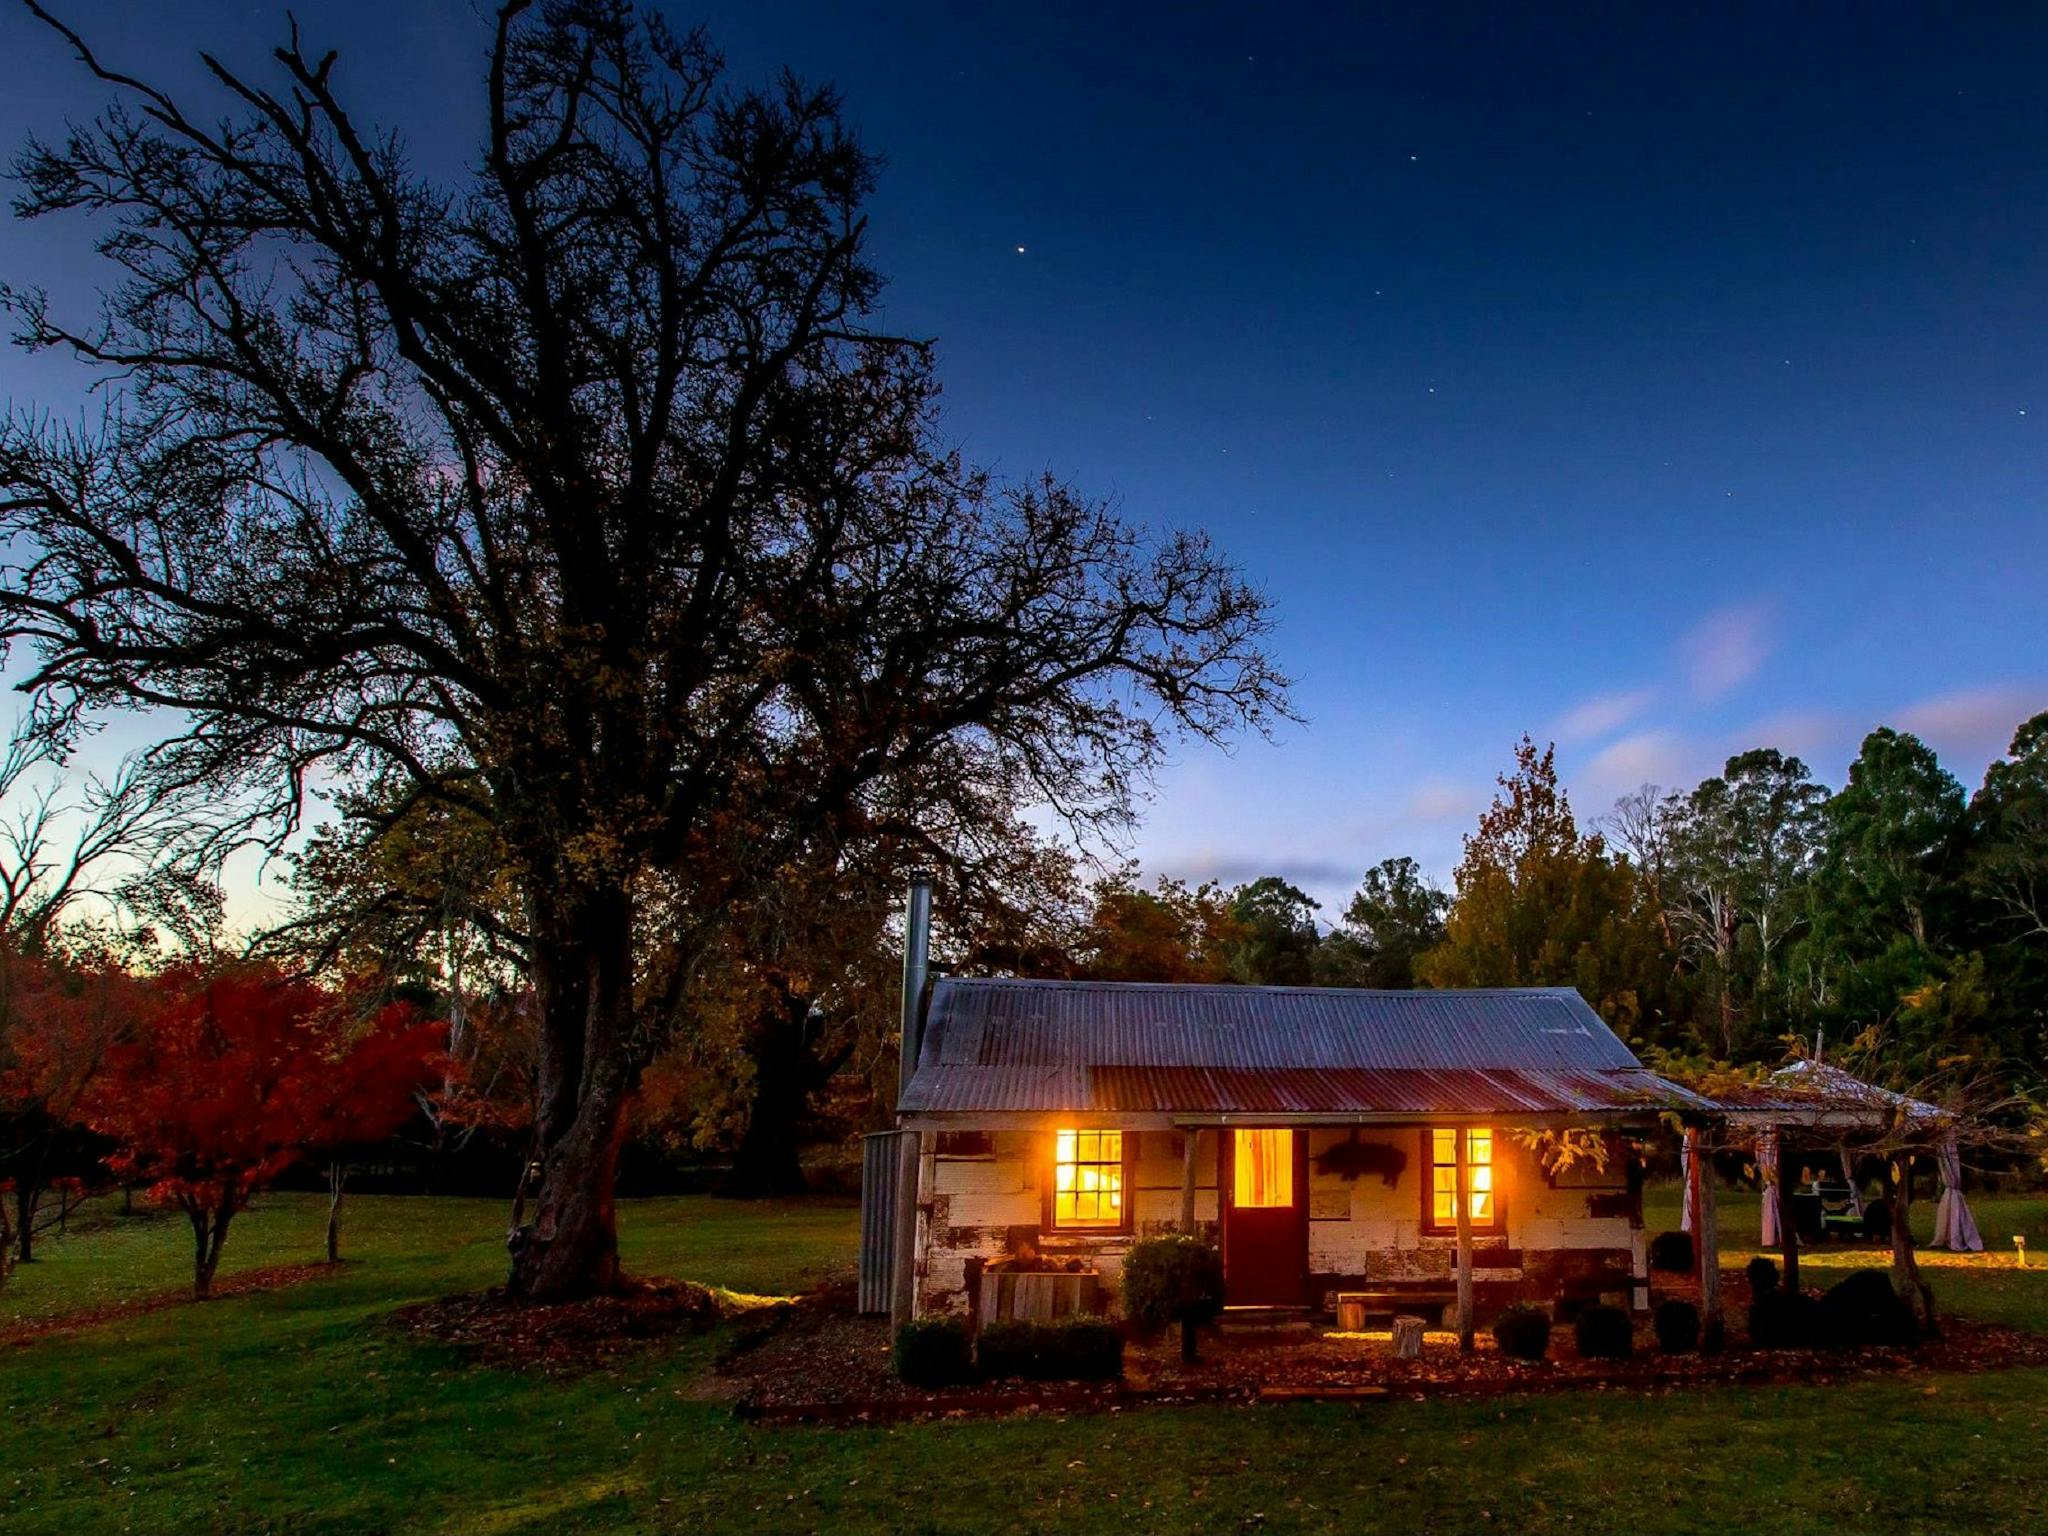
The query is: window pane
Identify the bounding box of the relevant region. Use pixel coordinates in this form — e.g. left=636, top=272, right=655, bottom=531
left=1053, top=1127, right=1124, bottom=1228
left=1233, top=1128, right=1294, bottom=1208
left=1431, top=1124, right=1497, bottom=1227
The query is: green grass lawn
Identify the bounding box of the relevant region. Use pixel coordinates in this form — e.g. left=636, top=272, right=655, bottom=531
left=5, top=1186, right=2048, bottom=1535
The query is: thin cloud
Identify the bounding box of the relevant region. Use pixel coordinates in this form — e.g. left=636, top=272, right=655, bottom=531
left=1405, top=778, right=1476, bottom=822
left=1554, top=687, right=1656, bottom=742
left=1583, top=730, right=1689, bottom=799
left=1680, top=601, right=1774, bottom=700
left=1720, top=708, right=1853, bottom=768
left=1168, top=852, right=1359, bottom=893
left=1896, top=685, right=2044, bottom=759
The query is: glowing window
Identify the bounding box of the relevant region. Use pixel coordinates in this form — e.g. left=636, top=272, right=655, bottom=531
left=1232, top=1128, right=1294, bottom=1208
left=1430, top=1127, right=1494, bottom=1226
left=1053, top=1129, right=1124, bottom=1227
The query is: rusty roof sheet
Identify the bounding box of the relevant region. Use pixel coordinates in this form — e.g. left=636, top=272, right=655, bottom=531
left=900, top=979, right=1703, bottom=1117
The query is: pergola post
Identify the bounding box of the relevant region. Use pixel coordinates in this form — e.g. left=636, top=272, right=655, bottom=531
left=1626, top=1147, right=1649, bottom=1312
left=1180, top=1128, right=1199, bottom=1233
left=1454, top=1130, right=1475, bottom=1353
left=1777, top=1126, right=1800, bottom=1294
left=1689, top=1124, right=1720, bottom=1342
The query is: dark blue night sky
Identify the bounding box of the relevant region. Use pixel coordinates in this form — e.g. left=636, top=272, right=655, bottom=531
left=1, top=2, right=2042, bottom=913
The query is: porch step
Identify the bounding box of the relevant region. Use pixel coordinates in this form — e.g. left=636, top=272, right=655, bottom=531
left=1218, top=1306, right=1315, bottom=1335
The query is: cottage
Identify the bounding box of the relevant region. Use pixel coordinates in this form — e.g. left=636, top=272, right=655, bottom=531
left=864, top=885, right=1707, bottom=1330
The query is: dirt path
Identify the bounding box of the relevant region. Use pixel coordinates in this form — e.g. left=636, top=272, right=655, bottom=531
left=0, top=1262, right=333, bottom=1348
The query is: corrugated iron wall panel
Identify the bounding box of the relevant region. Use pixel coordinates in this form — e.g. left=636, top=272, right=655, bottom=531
left=857, top=1130, right=906, bottom=1315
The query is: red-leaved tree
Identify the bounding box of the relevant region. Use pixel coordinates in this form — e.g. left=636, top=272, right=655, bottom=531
left=0, top=948, right=140, bottom=1268
left=302, top=999, right=448, bottom=1264
left=83, top=966, right=442, bottom=1296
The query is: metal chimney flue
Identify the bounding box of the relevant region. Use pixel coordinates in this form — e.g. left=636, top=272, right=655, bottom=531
left=896, top=870, right=934, bottom=1107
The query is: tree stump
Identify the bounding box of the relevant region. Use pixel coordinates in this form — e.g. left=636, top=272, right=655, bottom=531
left=1392, top=1315, right=1425, bottom=1358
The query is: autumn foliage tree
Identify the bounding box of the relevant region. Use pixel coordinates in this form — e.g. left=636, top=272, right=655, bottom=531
left=0, top=948, right=137, bottom=1268
left=1078, top=870, right=1246, bottom=983
left=82, top=967, right=441, bottom=1295
left=1420, top=737, right=1662, bottom=1031
left=302, top=1003, right=451, bottom=1262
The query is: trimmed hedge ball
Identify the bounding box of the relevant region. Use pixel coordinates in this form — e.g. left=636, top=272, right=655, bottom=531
left=1654, top=1298, right=1702, bottom=1354
left=1491, top=1302, right=1553, bottom=1362
left=1574, top=1303, right=1634, bottom=1360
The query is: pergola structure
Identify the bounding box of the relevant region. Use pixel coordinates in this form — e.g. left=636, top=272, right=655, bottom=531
left=1681, top=1060, right=1983, bottom=1325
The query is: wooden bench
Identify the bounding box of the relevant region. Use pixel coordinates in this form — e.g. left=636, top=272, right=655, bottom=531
left=1333, top=1289, right=1457, bottom=1328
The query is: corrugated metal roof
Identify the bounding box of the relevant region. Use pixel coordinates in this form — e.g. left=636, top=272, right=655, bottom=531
left=900, top=978, right=1702, bottom=1116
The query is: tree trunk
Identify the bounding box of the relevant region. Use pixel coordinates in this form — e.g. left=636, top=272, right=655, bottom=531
left=1887, top=1157, right=1937, bottom=1338
left=14, top=1183, right=32, bottom=1265
left=722, top=992, right=823, bottom=1197
left=506, top=889, right=641, bottom=1303
left=506, top=1075, right=633, bottom=1301
left=326, top=1157, right=346, bottom=1264
left=190, top=1202, right=234, bottom=1299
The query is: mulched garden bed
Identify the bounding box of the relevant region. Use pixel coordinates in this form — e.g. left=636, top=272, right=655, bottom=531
left=716, top=1272, right=2048, bottom=1426
left=0, top=1262, right=333, bottom=1348
left=389, top=1275, right=788, bottom=1374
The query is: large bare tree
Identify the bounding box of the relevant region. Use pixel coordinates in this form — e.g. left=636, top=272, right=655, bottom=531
left=0, top=2, right=1289, bottom=1298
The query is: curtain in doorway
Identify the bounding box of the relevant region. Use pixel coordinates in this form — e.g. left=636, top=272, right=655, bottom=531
left=1758, top=1129, right=1782, bottom=1248
left=1930, top=1130, right=1984, bottom=1251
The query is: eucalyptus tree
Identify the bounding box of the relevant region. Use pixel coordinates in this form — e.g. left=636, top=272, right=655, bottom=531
left=1322, top=856, right=1447, bottom=989
left=1969, top=712, right=2048, bottom=947
left=1662, top=749, right=1829, bottom=1056
left=0, top=2, right=1288, bottom=1298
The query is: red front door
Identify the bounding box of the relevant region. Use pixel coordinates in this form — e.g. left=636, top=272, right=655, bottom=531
left=1222, top=1127, right=1307, bottom=1306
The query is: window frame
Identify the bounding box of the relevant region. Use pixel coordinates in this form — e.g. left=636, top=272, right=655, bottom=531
left=1419, top=1125, right=1506, bottom=1235
left=1044, top=1126, right=1134, bottom=1234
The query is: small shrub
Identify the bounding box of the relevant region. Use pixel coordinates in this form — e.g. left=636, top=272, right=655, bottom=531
left=974, top=1319, right=1042, bottom=1379
left=1816, top=1269, right=1917, bottom=1348
left=1120, top=1234, right=1225, bottom=1361
left=1491, top=1302, right=1552, bottom=1362
left=1862, top=1197, right=1893, bottom=1244
left=1747, top=1288, right=1821, bottom=1349
left=1745, top=1255, right=1780, bottom=1301
left=892, top=1316, right=973, bottom=1386
left=1654, top=1298, right=1701, bottom=1354
left=976, top=1317, right=1125, bottom=1381
left=1574, top=1303, right=1634, bottom=1360
left=1647, top=1230, right=1694, bottom=1274
left=1050, top=1316, right=1126, bottom=1380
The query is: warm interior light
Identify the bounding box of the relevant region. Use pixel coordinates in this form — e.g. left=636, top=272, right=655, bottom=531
left=1431, top=1126, right=1494, bottom=1225
left=1053, top=1128, right=1123, bottom=1226
left=1233, top=1127, right=1294, bottom=1208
